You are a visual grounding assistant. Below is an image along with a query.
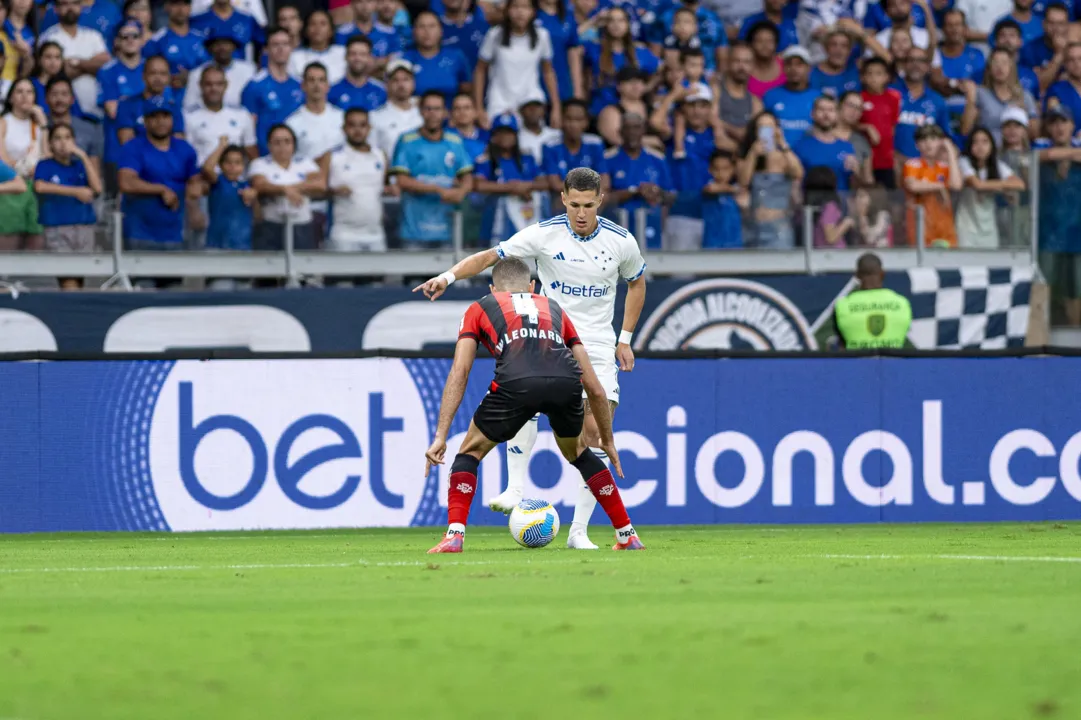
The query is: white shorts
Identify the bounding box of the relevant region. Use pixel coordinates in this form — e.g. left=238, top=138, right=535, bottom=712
left=582, top=343, right=620, bottom=406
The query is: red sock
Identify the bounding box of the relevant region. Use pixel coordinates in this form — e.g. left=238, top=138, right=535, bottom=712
left=585, top=470, right=631, bottom=529
left=448, top=470, right=477, bottom=526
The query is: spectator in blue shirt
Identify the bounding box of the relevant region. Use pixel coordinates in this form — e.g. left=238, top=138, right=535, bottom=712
left=657, top=8, right=705, bottom=68
left=658, top=0, right=726, bottom=69
left=99, top=19, right=146, bottom=170
left=241, top=26, right=304, bottom=154
left=891, top=46, right=951, bottom=161
left=330, top=36, right=388, bottom=112
left=702, top=150, right=746, bottom=249
left=144, top=0, right=209, bottom=109
left=602, top=113, right=675, bottom=248
left=33, top=42, right=82, bottom=115
left=334, top=0, right=401, bottom=70
left=116, top=56, right=185, bottom=145
left=1019, top=3, right=1071, bottom=90
left=198, top=137, right=255, bottom=251
left=541, top=98, right=605, bottom=194
left=1046, top=44, right=1081, bottom=123
left=117, top=103, right=201, bottom=266
left=440, top=0, right=489, bottom=72
left=448, top=92, right=489, bottom=161
left=666, top=82, right=715, bottom=249
left=811, top=29, right=861, bottom=98
left=400, top=11, right=470, bottom=105
left=473, top=112, right=545, bottom=243
left=535, top=0, right=581, bottom=102
left=994, top=0, right=1044, bottom=45
left=32, top=123, right=100, bottom=287
left=864, top=0, right=928, bottom=32
left=582, top=6, right=660, bottom=116
left=794, top=94, right=862, bottom=191
left=390, top=90, right=474, bottom=248
left=939, top=8, right=986, bottom=121
left=376, top=0, right=412, bottom=48
left=738, top=0, right=800, bottom=50
left=1035, top=104, right=1081, bottom=324
left=763, top=46, right=820, bottom=147
left=191, top=0, right=263, bottom=61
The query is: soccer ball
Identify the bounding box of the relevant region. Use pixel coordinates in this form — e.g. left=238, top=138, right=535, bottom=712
left=508, top=499, right=560, bottom=548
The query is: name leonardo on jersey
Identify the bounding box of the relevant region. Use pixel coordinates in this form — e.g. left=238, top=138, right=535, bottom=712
left=494, top=327, right=565, bottom=353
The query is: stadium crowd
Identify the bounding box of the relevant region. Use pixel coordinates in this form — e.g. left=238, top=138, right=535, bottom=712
left=0, top=0, right=1078, bottom=288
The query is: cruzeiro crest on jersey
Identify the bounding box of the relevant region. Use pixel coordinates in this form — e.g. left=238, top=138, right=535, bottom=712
left=634, top=279, right=817, bottom=351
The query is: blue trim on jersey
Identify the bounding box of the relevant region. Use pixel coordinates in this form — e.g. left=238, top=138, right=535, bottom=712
left=538, top=214, right=566, bottom=227
left=625, top=263, right=647, bottom=282
left=569, top=216, right=601, bottom=242
left=496, top=247, right=506, bottom=258
left=598, top=216, right=629, bottom=237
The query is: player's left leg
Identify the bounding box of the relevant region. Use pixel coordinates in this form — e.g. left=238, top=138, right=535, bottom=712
left=488, top=415, right=538, bottom=514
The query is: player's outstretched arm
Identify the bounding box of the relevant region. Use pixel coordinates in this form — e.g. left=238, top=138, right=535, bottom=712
left=571, top=344, right=623, bottom=479
left=425, top=338, right=479, bottom=474
left=413, top=248, right=500, bottom=301
left=617, top=275, right=646, bottom=372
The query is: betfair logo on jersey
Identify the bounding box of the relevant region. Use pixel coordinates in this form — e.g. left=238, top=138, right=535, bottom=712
left=549, top=280, right=610, bottom=298
left=634, top=279, right=817, bottom=351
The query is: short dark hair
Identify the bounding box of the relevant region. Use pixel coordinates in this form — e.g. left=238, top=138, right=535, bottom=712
left=709, top=149, right=735, bottom=164
left=266, top=25, right=291, bottom=42
left=346, top=34, right=373, bottom=51
left=303, top=61, right=328, bottom=80
left=856, top=252, right=883, bottom=278
left=44, top=74, right=73, bottom=97
left=220, top=144, right=245, bottom=165
left=563, top=166, right=602, bottom=194
left=812, top=94, right=836, bottom=112
left=563, top=98, right=589, bottom=115
left=992, top=18, right=1022, bottom=39
left=267, top=123, right=297, bottom=147
left=746, top=20, right=779, bottom=45
left=344, top=106, right=369, bottom=120
left=420, top=89, right=446, bottom=108
left=680, top=47, right=705, bottom=63
left=861, top=56, right=890, bottom=73
left=491, top=257, right=532, bottom=291
left=1045, top=1, right=1070, bottom=17
left=143, top=54, right=169, bottom=72
left=48, top=121, right=74, bottom=140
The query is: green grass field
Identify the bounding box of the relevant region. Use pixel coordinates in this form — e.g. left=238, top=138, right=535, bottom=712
left=2, top=523, right=1080, bottom=720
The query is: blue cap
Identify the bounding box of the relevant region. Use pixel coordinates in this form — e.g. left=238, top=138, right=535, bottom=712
left=203, top=27, right=241, bottom=49
left=142, top=96, right=173, bottom=117
left=490, top=112, right=519, bottom=133
left=115, top=18, right=142, bottom=38
left=1045, top=104, right=1073, bottom=123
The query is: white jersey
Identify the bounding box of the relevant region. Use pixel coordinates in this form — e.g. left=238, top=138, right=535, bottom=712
left=495, top=214, right=646, bottom=352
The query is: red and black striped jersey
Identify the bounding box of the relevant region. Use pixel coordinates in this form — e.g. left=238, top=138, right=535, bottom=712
left=459, top=291, right=583, bottom=384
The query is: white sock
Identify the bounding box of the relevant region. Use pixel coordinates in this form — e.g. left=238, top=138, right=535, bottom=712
left=504, top=416, right=538, bottom=495
left=446, top=523, right=465, bottom=538
left=570, top=447, right=603, bottom=536
left=615, top=524, right=636, bottom=543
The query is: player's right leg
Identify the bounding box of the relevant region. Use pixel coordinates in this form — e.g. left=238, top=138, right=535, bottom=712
left=546, top=379, right=644, bottom=551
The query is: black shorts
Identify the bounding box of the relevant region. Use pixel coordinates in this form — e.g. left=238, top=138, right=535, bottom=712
left=473, top=376, right=584, bottom=443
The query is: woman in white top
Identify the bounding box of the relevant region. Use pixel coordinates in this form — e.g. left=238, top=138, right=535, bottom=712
left=473, top=0, right=561, bottom=128
left=956, top=126, right=1025, bottom=249
left=249, top=123, right=326, bottom=251
left=287, top=10, right=347, bottom=85
left=0, top=78, right=46, bottom=249
left=0, top=78, right=46, bottom=175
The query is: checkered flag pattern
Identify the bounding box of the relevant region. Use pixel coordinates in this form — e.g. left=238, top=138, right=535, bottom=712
left=906, top=267, right=1033, bottom=350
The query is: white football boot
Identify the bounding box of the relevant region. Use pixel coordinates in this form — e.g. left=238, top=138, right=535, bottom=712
left=488, top=487, right=523, bottom=515
left=566, top=529, right=599, bottom=550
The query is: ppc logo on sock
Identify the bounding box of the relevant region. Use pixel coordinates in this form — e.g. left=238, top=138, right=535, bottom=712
left=455, top=483, right=474, bottom=494
left=598, top=484, right=615, bottom=496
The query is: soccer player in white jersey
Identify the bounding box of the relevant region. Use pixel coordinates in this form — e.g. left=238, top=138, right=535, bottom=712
left=414, top=167, right=647, bottom=550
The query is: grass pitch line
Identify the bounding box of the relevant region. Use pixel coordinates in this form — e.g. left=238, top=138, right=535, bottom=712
left=812, top=553, right=1081, bottom=564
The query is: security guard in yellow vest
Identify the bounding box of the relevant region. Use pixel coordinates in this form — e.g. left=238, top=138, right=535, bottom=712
left=833, top=253, right=912, bottom=349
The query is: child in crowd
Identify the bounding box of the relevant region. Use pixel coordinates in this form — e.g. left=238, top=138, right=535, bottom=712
left=805, top=165, right=852, bottom=248
left=956, top=126, right=1025, bottom=249
left=902, top=124, right=962, bottom=248
left=852, top=186, right=894, bottom=247
left=32, top=123, right=101, bottom=288
left=997, top=107, right=1032, bottom=247
left=659, top=8, right=702, bottom=70
left=702, top=150, right=746, bottom=249
left=201, top=137, right=256, bottom=253
left=859, top=57, right=901, bottom=189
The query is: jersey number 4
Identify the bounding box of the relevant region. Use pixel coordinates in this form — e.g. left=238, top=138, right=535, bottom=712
left=512, top=293, right=539, bottom=325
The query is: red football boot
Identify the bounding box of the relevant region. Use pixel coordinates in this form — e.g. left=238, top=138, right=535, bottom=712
left=428, top=534, right=464, bottom=554
left=612, top=533, right=645, bottom=551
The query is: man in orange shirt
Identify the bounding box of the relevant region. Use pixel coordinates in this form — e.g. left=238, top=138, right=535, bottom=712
left=902, top=124, right=962, bottom=248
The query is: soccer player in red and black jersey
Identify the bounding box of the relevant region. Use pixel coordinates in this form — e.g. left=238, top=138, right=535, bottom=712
left=424, top=257, right=645, bottom=553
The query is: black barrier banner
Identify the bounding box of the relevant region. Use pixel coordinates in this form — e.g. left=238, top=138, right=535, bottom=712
left=0, top=267, right=1031, bottom=353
